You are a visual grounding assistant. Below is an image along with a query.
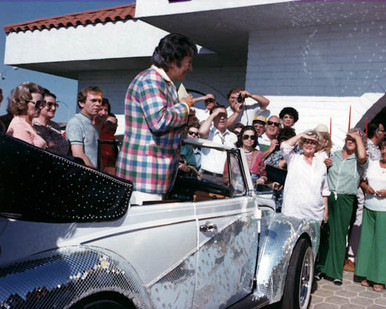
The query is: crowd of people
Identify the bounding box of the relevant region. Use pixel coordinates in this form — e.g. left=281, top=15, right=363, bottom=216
left=0, top=33, right=385, bottom=291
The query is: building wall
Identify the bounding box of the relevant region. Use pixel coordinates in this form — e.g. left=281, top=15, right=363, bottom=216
left=247, top=20, right=386, bottom=96
left=246, top=20, right=386, bottom=147
left=4, top=20, right=170, bottom=65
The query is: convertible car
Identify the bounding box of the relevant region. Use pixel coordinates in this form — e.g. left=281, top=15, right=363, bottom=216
left=0, top=132, right=319, bottom=309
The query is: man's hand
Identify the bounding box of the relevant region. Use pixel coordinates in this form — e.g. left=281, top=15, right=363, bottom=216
left=178, top=162, right=190, bottom=173
left=181, top=94, right=194, bottom=108
left=278, top=159, right=287, bottom=169
left=233, top=101, right=243, bottom=113
left=268, top=139, right=279, bottom=151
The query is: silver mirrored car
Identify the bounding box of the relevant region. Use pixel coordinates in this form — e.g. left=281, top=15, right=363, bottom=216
left=0, top=133, right=319, bottom=309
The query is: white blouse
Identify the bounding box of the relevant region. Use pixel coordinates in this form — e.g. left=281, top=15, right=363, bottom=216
left=281, top=142, right=330, bottom=221
left=363, top=160, right=386, bottom=212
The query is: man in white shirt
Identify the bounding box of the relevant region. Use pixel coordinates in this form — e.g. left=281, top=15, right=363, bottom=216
left=191, top=93, right=217, bottom=123
left=198, top=105, right=237, bottom=182
left=259, top=115, right=281, bottom=159
left=226, top=88, right=270, bottom=129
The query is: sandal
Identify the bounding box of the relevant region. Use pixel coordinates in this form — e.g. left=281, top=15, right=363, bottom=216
left=373, top=284, right=384, bottom=292
left=361, top=279, right=370, bottom=287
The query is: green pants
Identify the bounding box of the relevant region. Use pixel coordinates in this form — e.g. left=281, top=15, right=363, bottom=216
left=355, top=208, right=386, bottom=284
left=317, top=194, right=355, bottom=280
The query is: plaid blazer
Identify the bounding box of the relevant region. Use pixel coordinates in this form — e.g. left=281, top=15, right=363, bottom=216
left=115, top=67, right=189, bottom=194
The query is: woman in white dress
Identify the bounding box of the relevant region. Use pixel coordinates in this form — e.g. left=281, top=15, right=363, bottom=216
left=280, top=130, right=329, bottom=222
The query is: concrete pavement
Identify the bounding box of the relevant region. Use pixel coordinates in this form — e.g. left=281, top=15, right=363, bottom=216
left=310, top=271, right=386, bottom=309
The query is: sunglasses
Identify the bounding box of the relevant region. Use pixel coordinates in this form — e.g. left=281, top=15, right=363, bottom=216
left=216, top=112, right=227, bottom=119
left=46, top=102, right=59, bottom=109
left=28, top=100, right=46, bottom=109
left=105, top=121, right=118, bottom=127
left=304, top=139, right=317, bottom=145
left=267, top=120, right=280, bottom=127
left=188, top=131, right=200, bottom=137
left=242, top=134, right=256, bottom=140
left=345, top=137, right=356, bottom=143
left=205, top=98, right=215, bottom=103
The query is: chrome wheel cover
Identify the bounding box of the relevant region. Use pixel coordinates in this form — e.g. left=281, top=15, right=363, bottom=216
left=299, top=246, right=314, bottom=309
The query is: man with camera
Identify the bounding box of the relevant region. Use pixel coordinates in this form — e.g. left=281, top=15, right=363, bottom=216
left=226, top=88, right=270, bottom=130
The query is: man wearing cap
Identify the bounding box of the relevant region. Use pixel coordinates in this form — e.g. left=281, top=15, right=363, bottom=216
left=253, top=115, right=267, bottom=138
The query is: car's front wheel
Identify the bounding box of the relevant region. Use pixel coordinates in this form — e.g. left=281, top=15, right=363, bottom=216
left=71, top=293, right=135, bottom=309
left=280, top=238, right=314, bottom=309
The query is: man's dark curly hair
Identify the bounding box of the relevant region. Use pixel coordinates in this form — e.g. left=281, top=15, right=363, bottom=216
left=152, top=33, right=197, bottom=71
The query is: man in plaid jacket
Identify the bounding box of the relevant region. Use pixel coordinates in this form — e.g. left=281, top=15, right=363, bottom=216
left=116, top=33, right=198, bottom=204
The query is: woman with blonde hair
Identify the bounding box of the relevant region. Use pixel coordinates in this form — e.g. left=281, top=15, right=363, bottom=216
left=6, top=82, right=47, bottom=149
left=280, top=130, right=329, bottom=222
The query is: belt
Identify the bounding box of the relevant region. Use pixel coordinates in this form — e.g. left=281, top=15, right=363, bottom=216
left=202, top=170, right=223, bottom=178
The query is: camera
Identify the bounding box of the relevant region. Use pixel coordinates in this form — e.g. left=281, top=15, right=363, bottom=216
left=237, top=93, right=245, bottom=103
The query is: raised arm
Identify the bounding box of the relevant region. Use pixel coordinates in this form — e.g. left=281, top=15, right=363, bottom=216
left=192, top=93, right=215, bottom=104
left=283, top=132, right=308, bottom=147
left=241, top=90, right=270, bottom=110
left=226, top=102, right=242, bottom=130
left=198, top=108, right=222, bottom=138
left=348, top=131, right=367, bottom=164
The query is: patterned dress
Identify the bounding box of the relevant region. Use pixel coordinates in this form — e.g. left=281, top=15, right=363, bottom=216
left=115, top=66, right=189, bottom=194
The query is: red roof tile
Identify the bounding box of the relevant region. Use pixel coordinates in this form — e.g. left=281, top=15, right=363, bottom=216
left=3, top=4, right=136, bottom=34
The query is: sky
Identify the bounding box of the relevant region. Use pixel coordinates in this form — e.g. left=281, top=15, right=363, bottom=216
left=0, top=0, right=133, bottom=123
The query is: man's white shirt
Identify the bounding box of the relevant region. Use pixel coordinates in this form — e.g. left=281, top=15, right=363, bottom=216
left=201, top=127, right=237, bottom=174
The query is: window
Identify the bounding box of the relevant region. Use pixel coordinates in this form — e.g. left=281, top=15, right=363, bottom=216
left=227, top=152, right=246, bottom=196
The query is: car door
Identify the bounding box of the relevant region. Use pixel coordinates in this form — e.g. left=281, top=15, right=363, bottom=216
left=193, top=150, right=260, bottom=308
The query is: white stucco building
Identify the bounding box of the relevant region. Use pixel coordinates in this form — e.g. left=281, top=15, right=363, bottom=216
left=3, top=0, right=386, bottom=146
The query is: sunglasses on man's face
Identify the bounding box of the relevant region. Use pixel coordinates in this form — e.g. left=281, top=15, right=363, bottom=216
left=267, top=120, right=280, bottom=127
left=105, top=121, right=118, bottom=128
left=216, top=112, right=227, bottom=119
left=205, top=98, right=215, bottom=103
left=242, top=134, right=256, bottom=140
left=188, top=131, right=200, bottom=137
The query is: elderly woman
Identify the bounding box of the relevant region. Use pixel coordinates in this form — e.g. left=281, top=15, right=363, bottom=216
left=234, top=125, right=267, bottom=184
left=316, top=128, right=368, bottom=286
left=355, top=138, right=386, bottom=292
left=280, top=130, right=329, bottom=221
left=33, top=89, right=70, bottom=155
left=6, top=82, right=47, bottom=149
